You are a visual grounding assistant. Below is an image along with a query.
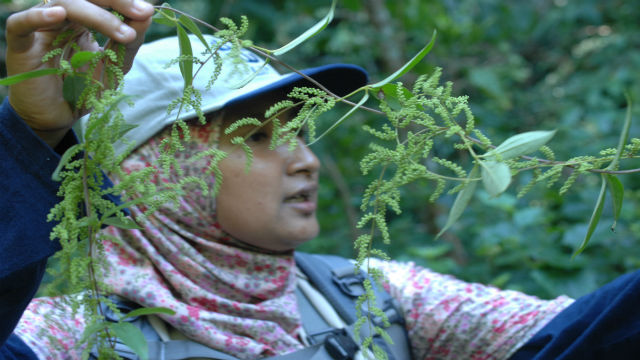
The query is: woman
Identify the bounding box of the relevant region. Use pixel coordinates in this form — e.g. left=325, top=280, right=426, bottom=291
left=2, top=2, right=639, bottom=360
left=10, top=30, right=572, bottom=360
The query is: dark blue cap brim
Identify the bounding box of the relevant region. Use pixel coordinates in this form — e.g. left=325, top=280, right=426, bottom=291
left=223, top=64, right=369, bottom=109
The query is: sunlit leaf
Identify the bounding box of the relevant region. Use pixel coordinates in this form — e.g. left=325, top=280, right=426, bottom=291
left=121, top=306, right=176, bottom=321
left=574, top=176, right=606, bottom=257
left=176, top=25, right=193, bottom=88
left=369, top=30, right=437, bottom=89
left=0, top=68, right=59, bottom=86
left=485, top=130, right=556, bottom=160
left=102, top=216, right=142, bottom=230
left=605, top=174, right=624, bottom=231
left=108, top=322, right=148, bottom=360
left=70, top=51, right=97, bottom=69
left=272, top=0, right=337, bottom=56
left=480, top=160, right=511, bottom=197
left=437, top=165, right=479, bottom=239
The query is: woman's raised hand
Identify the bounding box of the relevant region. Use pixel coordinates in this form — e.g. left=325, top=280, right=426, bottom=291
left=5, top=0, right=154, bottom=148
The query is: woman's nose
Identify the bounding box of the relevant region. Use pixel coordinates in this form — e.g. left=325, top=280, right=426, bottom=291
left=287, top=138, right=320, bottom=176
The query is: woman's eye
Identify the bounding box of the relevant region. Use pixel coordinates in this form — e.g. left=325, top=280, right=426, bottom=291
left=248, top=131, right=269, bottom=142
left=296, top=127, right=307, bottom=140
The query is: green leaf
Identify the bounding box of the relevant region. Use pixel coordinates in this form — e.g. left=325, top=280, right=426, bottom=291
left=102, top=216, right=142, bottom=230
left=378, top=83, right=415, bottom=111
left=70, top=51, right=97, bottom=69
left=176, top=25, right=193, bottom=88
left=226, top=59, right=270, bottom=90
left=605, top=174, right=624, bottom=231
left=0, top=68, right=59, bottom=86
left=485, top=130, right=556, bottom=161
left=606, top=93, right=633, bottom=171
left=116, top=123, right=139, bottom=139
left=437, top=165, right=479, bottom=239
left=52, top=144, right=82, bottom=181
left=79, top=319, right=108, bottom=344
left=108, top=322, right=149, bottom=360
left=369, top=30, right=437, bottom=89
left=179, top=15, right=210, bottom=51
left=62, top=74, right=87, bottom=110
left=152, top=3, right=178, bottom=27
left=574, top=176, right=606, bottom=257
left=480, top=160, right=511, bottom=197
left=121, top=306, right=176, bottom=321
left=272, top=0, right=337, bottom=56
left=309, top=91, right=369, bottom=145
left=85, top=94, right=133, bottom=141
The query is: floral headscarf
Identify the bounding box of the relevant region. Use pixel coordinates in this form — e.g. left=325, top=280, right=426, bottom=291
left=17, top=118, right=305, bottom=360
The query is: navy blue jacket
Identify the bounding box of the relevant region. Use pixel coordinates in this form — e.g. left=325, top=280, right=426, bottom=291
left=0, top=98, right=68, bottom=358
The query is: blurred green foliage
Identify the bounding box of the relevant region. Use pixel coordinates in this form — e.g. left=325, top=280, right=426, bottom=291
left=2, top=0, right=639, bottom=300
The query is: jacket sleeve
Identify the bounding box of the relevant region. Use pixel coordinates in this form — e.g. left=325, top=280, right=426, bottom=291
left=0, top=97, right=74, bottom=349
left=370, top=258, right=574, bottom=360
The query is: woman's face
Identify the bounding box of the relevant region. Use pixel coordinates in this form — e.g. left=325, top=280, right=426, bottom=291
left=215, top=108, right=321, bottom=252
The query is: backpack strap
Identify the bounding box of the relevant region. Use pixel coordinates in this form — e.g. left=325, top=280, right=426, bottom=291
left=294, top=252, right=413, bottom=360
left=89, top=295, right=242, bottom=360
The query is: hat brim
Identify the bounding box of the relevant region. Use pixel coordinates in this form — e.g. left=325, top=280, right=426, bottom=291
left=218, top=63, right=368, bottom=113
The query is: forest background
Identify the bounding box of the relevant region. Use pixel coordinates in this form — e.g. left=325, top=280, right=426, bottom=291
left=1, top=0, right=639, bottom=300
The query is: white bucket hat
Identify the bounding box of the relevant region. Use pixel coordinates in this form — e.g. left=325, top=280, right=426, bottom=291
left=83, top=34, right=368, bottom=155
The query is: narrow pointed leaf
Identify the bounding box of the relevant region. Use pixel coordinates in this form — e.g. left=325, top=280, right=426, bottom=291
left=152, top=3, right=178, bottom=27
left=121, top=306, right=176, bottom=321
left=437, top=165, right=479, bottom=239
left=607, top=93, right=633, bottom=171
left=102, top=216, right=142, bottom=230
left=52, top=144, right=82, bottom=181
left=605, top=174, right=624, bottom=231
left=378, top=83, right=416, bottom=111
left=0, top=68, right=59, bottom=86
left=79, top=320, right=108, bottom=344
left=62, top=74, right=87, bottom=110
left=226, top=59, right=270, bottom=89
left=108, top=322, right=149, bottom=360
left=370, top=30, right=437, bottom=89
left=309, top=92, right=369, bottom=145
left=179, top=15, right=210, bottom=51
left=70, top=51, right=97, bottom=69
left=272, top=0, right=336, bottom=56
left=574, top=177, right=606, bottom=257
left=485, top=130, right=556, bottom=160
left=480, top=160, right=511, bottom=197
left=176, top=25, right=193, bottom=88
left=116, top=123, right=139, bottom=139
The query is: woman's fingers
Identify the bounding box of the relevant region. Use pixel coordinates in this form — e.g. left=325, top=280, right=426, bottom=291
left=5, top=7, right=68, bottom=53
left=89, top=0, right=155, bottom=21
left=45, top=0, right=153, bottom=43
left=7, top=0, right=154, bottom=50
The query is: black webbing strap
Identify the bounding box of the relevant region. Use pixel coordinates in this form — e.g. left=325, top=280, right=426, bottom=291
left=294, top=252, right=413, bottom=360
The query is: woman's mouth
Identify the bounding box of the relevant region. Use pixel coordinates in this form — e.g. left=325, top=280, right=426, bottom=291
left=284, top=186, right=317, bottom=213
